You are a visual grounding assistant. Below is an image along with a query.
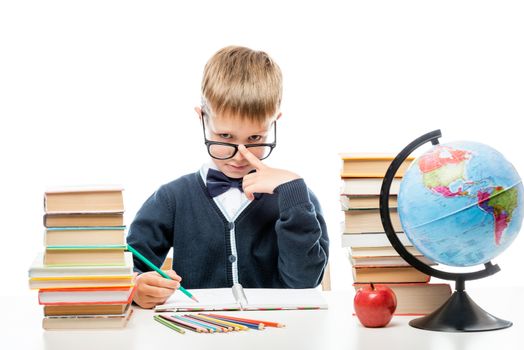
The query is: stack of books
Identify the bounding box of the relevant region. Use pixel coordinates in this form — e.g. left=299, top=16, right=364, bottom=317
left=29, top=186, right=135, bottom=329
left=340, top=153, right=451, bottom=315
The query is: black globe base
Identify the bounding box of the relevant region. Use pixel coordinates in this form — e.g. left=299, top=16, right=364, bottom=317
left=409, top=290, right=512, bottom=332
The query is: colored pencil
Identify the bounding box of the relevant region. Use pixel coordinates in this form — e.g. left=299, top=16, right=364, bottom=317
left=161, top=320, right=198, bottom=333
left=184, top=314, right=231, bottom=332
left=154, top=315, right=186, bottom=334
left=203, top=313, right=286, bottom=328
left=192, top=314, right=242, bottom=331
left=159, top=314, right=207, bottom=333
left=174, top=315, right=217, bottom=333
left=195, top=314, right=249, bottom=331
left=127, top=245, right=198, bottom=302
left=202, top=314, right=264, bottom=330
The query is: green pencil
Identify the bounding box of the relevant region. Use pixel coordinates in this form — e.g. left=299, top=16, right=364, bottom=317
left=127, top=244, right=199, bottom=302
left=154, top=315, right=186, bottom=334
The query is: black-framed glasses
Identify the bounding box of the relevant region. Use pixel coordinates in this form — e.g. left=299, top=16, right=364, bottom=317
left=201, top=115, right=277, bottom=160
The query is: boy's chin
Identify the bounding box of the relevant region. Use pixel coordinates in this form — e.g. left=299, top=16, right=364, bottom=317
left=220, top=164, right=252, bottom=179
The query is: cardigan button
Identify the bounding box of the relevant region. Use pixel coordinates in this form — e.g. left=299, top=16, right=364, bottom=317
left=228, top=255, right=237, bottom=263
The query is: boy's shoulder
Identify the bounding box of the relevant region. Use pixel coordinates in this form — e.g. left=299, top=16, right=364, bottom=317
left=156, top=171, right=203, bottom=197
left=147, top=171, right=206, bottom=208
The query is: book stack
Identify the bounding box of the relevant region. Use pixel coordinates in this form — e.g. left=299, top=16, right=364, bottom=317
left=340, top=153, right=451, bottom=315
left=29, top=186, right=135, bottom=329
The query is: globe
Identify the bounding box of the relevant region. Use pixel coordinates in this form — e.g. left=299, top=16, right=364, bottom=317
left=397, top=141, right=524, bottom=267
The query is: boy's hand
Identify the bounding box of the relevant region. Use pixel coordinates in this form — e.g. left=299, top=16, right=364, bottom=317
left=238, top=144, right=300, bottom=201
left=132, top=270, right=181, bottom=309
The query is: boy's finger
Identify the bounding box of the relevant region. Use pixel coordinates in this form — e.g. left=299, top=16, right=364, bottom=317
left=242, top=184, right=256, bottom=201
left=241, top=172, right=256, bottom=187
left=147, top=274, right=180, bottom=290
left=164, top=270, right=182, bottom=282
left=142, top=284, right=177, bottom=298
left=146, top=295, right=173, bottom=304
left=238, top=145, right=264, bottom=169
left=243, top=190, right=255, bottom=201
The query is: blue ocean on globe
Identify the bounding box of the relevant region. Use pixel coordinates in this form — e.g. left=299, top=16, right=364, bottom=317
left=398, top=141, right=524, bottom=267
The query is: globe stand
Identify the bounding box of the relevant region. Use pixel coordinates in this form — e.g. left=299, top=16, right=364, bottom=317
left=379, top=129, right=512, bottom=332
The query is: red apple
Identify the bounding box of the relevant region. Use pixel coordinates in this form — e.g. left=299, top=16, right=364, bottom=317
left=354, top=283, right=397, bottom=328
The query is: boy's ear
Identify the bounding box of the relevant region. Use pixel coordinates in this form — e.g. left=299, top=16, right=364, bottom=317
left=276, top=112, right=282, bottom=120
left=194, top=106, right=203, bottom=120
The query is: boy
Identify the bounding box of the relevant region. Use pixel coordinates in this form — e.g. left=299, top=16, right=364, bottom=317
left=127, top=46, right=329, bottom=309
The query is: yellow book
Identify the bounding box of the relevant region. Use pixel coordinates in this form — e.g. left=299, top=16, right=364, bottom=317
left=352, top=266, right=430, bottom=283
left=44, top=185, right=124, bottom=214
left=44, top=227, right=126, bottom=247
left=29, top=275, right=134, bottom=290
left=44, top=247, right=126, bottom=266
left=340, top=153, right=414, bottom=178
left=44, top=213, right=124, bottom=227
left=343, top=208, right=403, bottom=234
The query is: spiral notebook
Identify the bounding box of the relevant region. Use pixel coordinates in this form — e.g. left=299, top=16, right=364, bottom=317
left=154, top=284, right=328, bottom=312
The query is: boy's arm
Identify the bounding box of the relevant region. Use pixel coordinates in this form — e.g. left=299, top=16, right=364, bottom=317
left=237, top=145, right=329, bottom=287
left=274, top=179, right=330, bottom=288
left=126, top=186, right=175, bottom=274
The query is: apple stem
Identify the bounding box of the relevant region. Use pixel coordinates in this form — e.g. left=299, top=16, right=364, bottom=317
left=370, top=283, right=375, bottom=290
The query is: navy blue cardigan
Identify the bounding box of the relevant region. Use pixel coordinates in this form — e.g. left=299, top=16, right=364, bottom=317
left=127, top=172, right=329, bottom=289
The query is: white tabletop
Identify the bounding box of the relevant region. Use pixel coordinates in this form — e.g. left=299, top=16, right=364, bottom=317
left=4, top=286, right=523, bottom=350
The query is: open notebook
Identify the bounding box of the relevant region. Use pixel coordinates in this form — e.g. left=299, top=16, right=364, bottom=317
left=154, top=284, right=328, bottom=312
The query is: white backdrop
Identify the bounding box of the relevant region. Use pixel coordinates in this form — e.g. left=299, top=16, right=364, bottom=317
left=1, top=1, right=523, bottom=296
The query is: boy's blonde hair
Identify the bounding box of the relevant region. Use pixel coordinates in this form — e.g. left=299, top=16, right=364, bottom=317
left=201, top=46, right=282, bottom=123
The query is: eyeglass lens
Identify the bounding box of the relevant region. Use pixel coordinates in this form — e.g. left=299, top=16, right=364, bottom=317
left=208, top=144, right=272, bottom=160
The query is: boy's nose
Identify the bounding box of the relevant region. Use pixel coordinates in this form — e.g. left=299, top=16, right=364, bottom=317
left=233, top=145, right=246, bottom=161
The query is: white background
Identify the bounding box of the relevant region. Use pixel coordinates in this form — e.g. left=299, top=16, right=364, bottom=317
left=1, top=1, right=523, bottom=296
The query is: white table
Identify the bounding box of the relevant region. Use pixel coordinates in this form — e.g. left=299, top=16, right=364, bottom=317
left=4, top=286, right=523, bottom=350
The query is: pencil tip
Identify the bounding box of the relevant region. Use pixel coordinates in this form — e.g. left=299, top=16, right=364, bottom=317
left=191, top=296, right=199, bottom=303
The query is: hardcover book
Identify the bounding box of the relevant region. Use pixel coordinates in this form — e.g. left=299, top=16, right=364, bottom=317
left=341, top=232, right=412, bottom=248
left=42, top=306, right=133, bottom=329
left=340, top=195, right=398, bottom=210
left=29, top=275, right=134, bottom=290
left=29, top=252, right=133, bottom=277
left=343, top=208, right=403, bottom=234
left=44, top=303, right=130, bottom=316
left=38, top=285, right=136, bottom=305
left=44, top=213, right=124, bottom=227
left=44, top=185, right=124, bottom=214
left=44, top=226, right=126, bottom=247
left=340, top=177, right=402, bottom=196
left=43, top=246, right=127, bottom=266
left=340, top=153, right=414, bottom=178
left=350, top=253, right=435, bottom=267
left=352, top=266, right=430, bottom=283
left=348, top=245, right=435, bottom=267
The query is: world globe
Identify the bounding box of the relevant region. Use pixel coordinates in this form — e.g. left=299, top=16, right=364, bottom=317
left=397, top=141, right=524, bottom=267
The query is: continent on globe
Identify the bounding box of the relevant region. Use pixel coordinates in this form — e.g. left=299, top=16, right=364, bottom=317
left=418, top=146, right=471, bottom=197
left=477, top=186, right=519, bottom=245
